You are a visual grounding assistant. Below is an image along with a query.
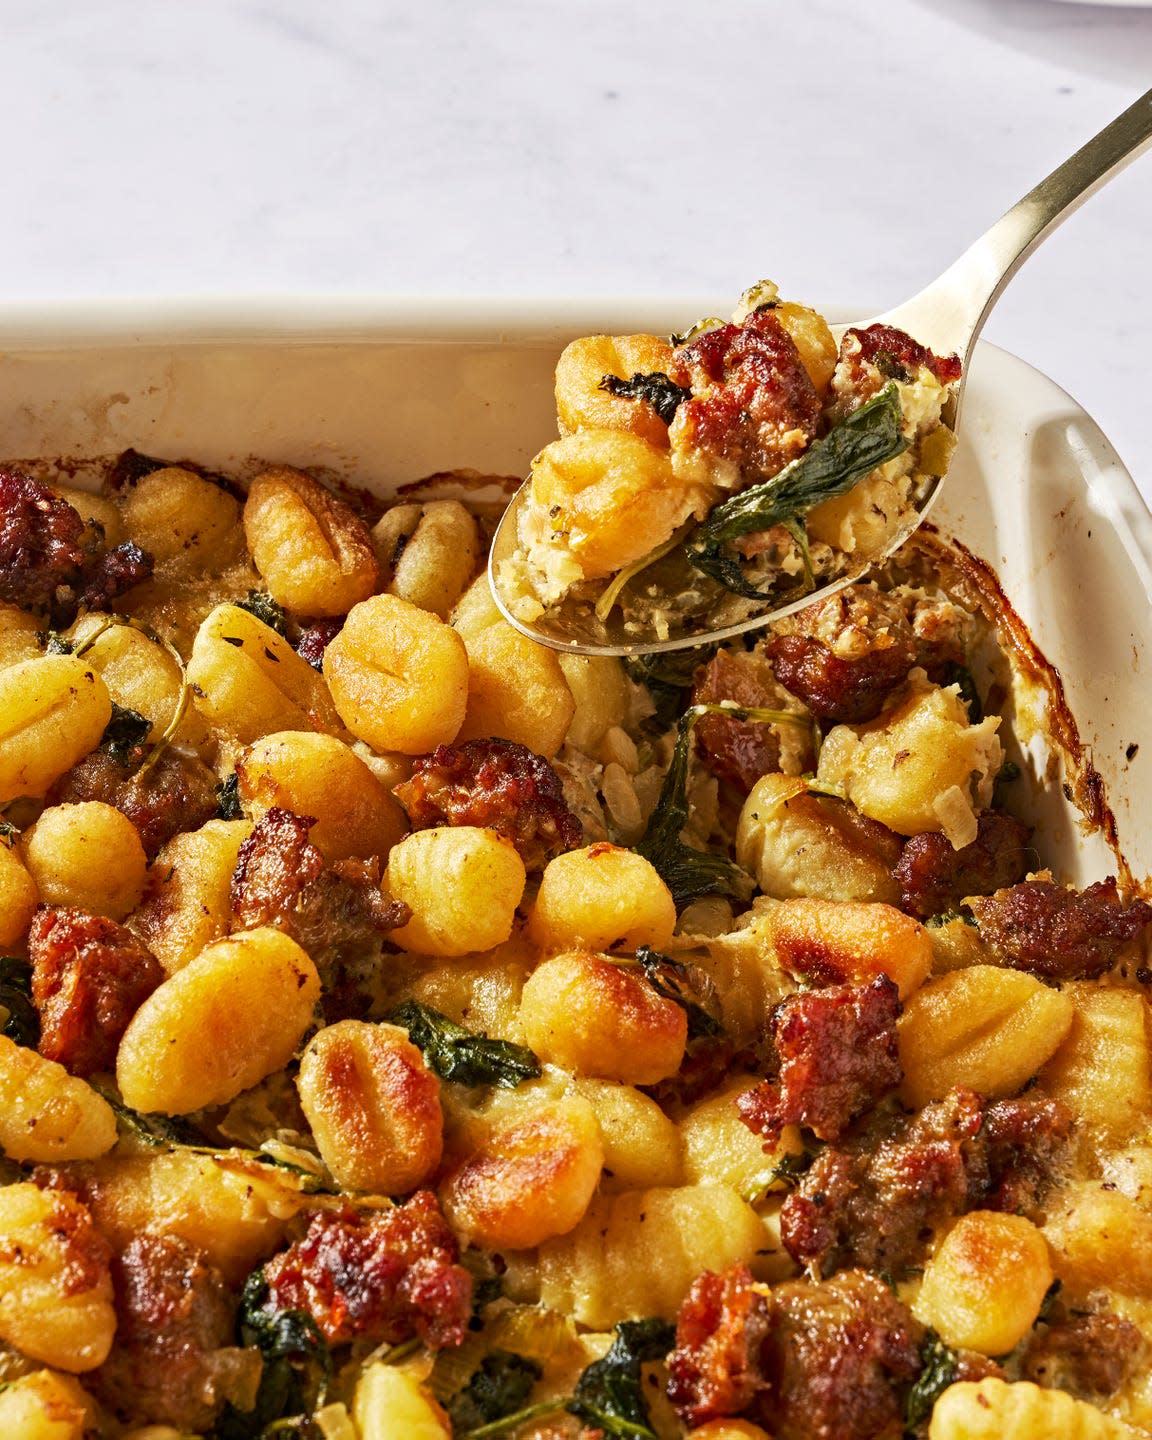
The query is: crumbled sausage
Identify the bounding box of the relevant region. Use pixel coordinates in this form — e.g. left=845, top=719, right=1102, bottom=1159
left=394, top=737, right=581, bottom=871
left=295, top=616, right=344, bottom=670
left=839, top=324, right=963, bottom=390
left=764, top=629, right=916, bottom=725
left=690, top=648, right=798, bottom=794
left=968, top=876, right=1152, bottom=979
left=0, top=468, right=155, bottom=623
left=48, top=746, right=221, bottom=859
left=259, top=1193, right=472, bottom=1348
left=76, top=541, right=155, bottom=612
left=894, top=810, right=1035, bottom=918
left=736, top=976, right=902, bottom=1149
left=231, top=807, right=408, bottom=989
left=761, top=1269, right=923, bottom=1440
left=764, top=584, right=920, bottom=724
left=231, top=806, right=326, bottom=919
left=668, top=310, right=822, bottom=484
left=779, top=1088, right=1073, bottom=1278
left=0, top=467, right=87, bottom=615
left=667, top=1264, right=772, bottom=1427
left=91, top=1233, right=239, bottom=1432
left=1021, top=1306, right=1146, bottom=1401
left=973, top=1093, right=1076, bottom=1215
left=28, top=906, right=164, bottom=1076
left=667, top=1263, right=923, bottom=1440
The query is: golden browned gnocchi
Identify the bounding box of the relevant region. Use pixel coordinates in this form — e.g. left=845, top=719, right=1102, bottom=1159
left=0, top=1035, right=118, bottom=1162
left=0, top=1368, right=99, bottom=1439
left=897, top=964, right=1076, bottom=1107
left=244, top=465, right=379, bottom=617
left=519, top=949, right=687, bottom=1085
left=296, top=1019, right=444, bottom=1194
left=22, top=800, right=148, bottom=919
left=438, top=1086, right=604, bottom=1249
left=188, top=601, right=344, bottom=742
left=373, top=498, right=482, bottom=619
left=385, top=824, right=526, bottom=956
left=116, top=927, right=321, bottom=1113
left=324, top=592, right=469, bottom=754
left=0, top=1183, right=115, bottom=1373
left=526, top=842, right=677, bottom=953
left=235, top=728, right=407, bottom=863
left=0, top=655, right=111, bottom=803
left=913, top=1210, right=1054, bottom=1355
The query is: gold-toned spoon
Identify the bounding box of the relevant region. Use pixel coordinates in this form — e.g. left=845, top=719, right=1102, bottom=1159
left=489, top=84, right=1152, bottom=657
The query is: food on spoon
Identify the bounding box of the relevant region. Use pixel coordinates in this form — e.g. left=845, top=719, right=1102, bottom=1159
left=499, top=281, right=961, bottom=640
left=0, top=361, right=1149, bottom=1440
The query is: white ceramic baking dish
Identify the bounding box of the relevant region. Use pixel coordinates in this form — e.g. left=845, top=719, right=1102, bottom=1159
left=2, top=297, right=1150, bottom=887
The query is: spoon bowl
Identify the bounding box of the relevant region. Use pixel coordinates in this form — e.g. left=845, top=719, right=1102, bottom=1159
left=490, top=86, right=1152, bottom=657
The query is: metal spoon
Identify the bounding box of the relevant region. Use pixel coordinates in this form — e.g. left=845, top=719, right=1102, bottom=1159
left=489, top=85, right=1152, bottom=657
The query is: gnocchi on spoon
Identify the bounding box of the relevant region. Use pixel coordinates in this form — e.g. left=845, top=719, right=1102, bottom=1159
left=489, top=85, right=1152, bottom=656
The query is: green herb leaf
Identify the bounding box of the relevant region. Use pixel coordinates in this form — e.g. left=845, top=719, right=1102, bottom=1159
left=99, top=702, right=153, bottom=765
left=926, top=907, right=977, bottom=930
left=598, top=371, right=692, bottom=425
left=568, top=1317, right=676, bottom=1438
left=0, top=1151, right=28, bottom=1186
left=387, top=1001, right=542, bottom=1089
left=0, top=958, right=38, bottom=1048
left=634, top=946, right=721, bottom=1039
left=240, top=1272, right=330, bottom=1366
left=449, top=1351, right=543, bottom=1433
left=634, top=705, right=753, bottom=909
left=762, top=1145, right=816, bottom=1192
left=905, top=1329, right=960, bottom=1428
left=685, top=383, right=909, bottom=598
left=41, top=630, right=75, bottom=655
left=95, top=1089, right=208, bottom=1148
left=937, top=661, right=983, bottom=722
left=237, top=589, right=291, bottom=638
left=216, top=771, right=244, bottom=820
left=622, top=645, right=715, bottom=730
left=215, top=1271, right=332, bottom=1439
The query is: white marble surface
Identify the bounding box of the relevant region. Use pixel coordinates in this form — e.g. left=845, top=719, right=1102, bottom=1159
left=3, top=0, right=1151, bottom=501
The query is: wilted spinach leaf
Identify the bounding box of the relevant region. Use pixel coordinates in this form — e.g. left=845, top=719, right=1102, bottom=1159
left=905, top=1329, right=960, bottom=1428
left=238, top=589, right=290, bottom=638
left=634, top=946, right=721, bottom=1039
left=216, top=771, right=244, bottom=820
left=685, top=383, right=909, bottom=597
left=598, top=371, right=691, bottom=425
left=93, top=1089, right=207, bottom=1148
left=568, top=1317, right=676, bottom=1438
left=387, top=1001, right=542, bottom=1089
left=937, top=661, right=983, bottom=722
left=0, top=958, right=38, bottom=1048
left=40, top=629, right=75, bottom=655
left=216, top=1271, right=331, bottom=1438
left=99, top=703, right=152, bottom=765
left=622, top=644, right=715, bottom=730
left=634, top=705, right=753, bottom=909
left=449, top=1350, right=543, bottom=1432
left=763, top=1145, right=816, bottom=1192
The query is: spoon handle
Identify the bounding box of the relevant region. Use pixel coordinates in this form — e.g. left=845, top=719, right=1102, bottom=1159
left=875, top=86, right=1152, bottom=372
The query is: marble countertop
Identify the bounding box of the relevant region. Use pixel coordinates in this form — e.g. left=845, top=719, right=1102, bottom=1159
left=3, top=0, right=1151, bottom=506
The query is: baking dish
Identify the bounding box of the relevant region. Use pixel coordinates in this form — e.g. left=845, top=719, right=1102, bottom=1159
left=4, top=297, right=1152, bottom=1440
